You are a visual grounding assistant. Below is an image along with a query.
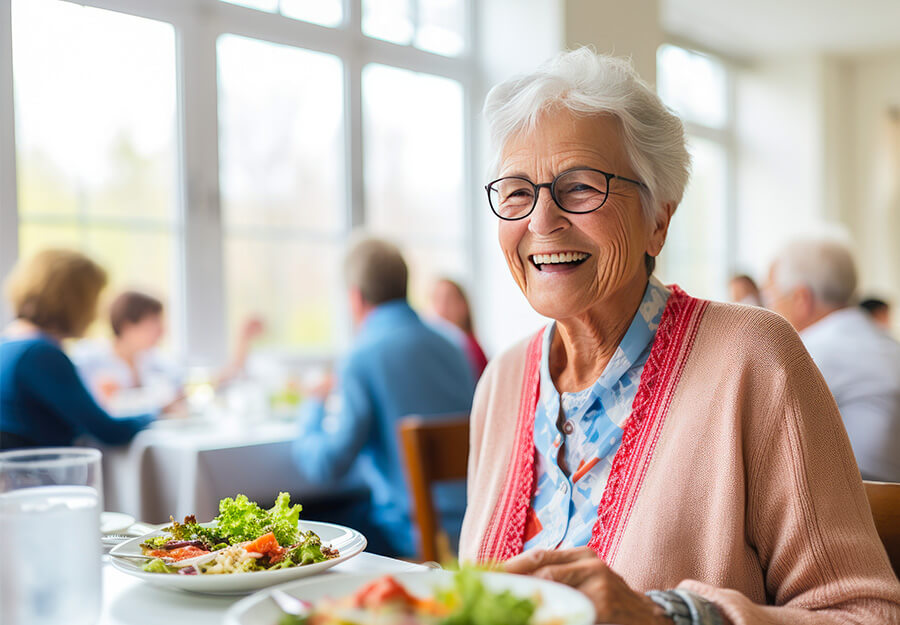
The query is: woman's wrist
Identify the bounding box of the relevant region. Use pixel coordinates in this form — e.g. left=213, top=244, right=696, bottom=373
left=645, top=589, right=724, bottom=625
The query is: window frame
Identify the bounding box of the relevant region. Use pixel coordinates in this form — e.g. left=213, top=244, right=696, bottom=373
left=0, top=0, right=480, bottom=363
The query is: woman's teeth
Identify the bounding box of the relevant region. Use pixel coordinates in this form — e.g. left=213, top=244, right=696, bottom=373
left=531, top=252, right=589, bottom=267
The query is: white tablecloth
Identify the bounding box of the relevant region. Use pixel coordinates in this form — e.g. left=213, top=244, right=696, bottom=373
left=99, top=552, right=424, bottom=625
left=100, top=418, right=365, bottom=523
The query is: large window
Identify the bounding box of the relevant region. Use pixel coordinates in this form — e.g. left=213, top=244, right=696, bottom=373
left=218, top=35, right=345, bottom=352
left=2, top=0, right=476, bottom=360
left=657, top=44, right=734, bottom=300
left=362, top=64, right=466, bottom=307
left=11, top=0, right=180, bottom=342
left=362, top=0, right=466, bottom=56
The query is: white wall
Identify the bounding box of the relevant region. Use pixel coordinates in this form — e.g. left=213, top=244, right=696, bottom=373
left=565, top=0, right=662, bottom=84
left=727, top=48, right=900, bottom=332
left=845, top=51, right=900, bottom=310
left=732, top=55, right=836, bottom=280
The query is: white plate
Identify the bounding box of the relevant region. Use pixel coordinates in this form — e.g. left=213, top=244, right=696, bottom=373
left=225, top=570, right=596, bottom=625
left=110, top=521, right=366, bottom=595
left=101, top=511, right=135, bottom=534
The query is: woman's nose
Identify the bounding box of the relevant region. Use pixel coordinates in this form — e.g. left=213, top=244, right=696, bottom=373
left=527, top=186, right=569, bottom=236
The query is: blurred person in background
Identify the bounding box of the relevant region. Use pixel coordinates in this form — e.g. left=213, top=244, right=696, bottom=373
left=73, top=290, right=264, bottom=415
left=0, top=250, right=158, bottom=449
left=291, top=236, right=474, bottom=558
left=430, top=277, right=489, bottom=379
left=727, top=273, right=762, bottom=306
left=766, top=239, right=900, bottom=482
left=860, top=296, right=892, bottom=331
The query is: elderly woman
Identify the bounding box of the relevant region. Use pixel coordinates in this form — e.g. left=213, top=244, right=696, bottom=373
left=459, top=49, right=900, bottom=624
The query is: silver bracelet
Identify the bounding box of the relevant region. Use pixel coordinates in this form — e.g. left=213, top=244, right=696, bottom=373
left=646, top=589, right=724, bottom=625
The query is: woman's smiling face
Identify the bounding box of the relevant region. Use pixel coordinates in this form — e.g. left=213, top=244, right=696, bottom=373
left=497, top=108, right=665, bottom=321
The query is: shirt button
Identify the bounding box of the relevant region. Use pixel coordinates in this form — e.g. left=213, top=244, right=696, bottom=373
left=559, top=482, right=569, bottom=494
left=562, top=420, right=575, bottom=435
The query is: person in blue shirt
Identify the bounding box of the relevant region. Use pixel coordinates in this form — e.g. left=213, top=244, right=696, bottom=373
left=292, top=236, right=475, bottom=558
left=0, top=249, right=157, bottom=449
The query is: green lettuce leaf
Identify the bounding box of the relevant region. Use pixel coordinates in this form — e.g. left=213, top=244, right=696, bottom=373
left=214, top=492, right=301, bottom=546
left=438, top=569, right=537, bottom=625
left=142, top=558, right=179, bottom=574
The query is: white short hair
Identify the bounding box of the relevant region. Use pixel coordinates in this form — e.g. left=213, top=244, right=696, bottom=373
left=773, top=239, right=858, bottom=307
left=483, top=47, right=691, bottom=223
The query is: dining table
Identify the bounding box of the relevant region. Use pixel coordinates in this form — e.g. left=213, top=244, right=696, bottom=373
left=99, top=551, right=425, bottom=624
left=98, top=414, right=366, bottom=523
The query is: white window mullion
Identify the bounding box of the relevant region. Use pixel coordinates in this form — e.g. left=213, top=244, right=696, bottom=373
left=0, top=0, right=18, bottom=323
left=724, top=68, right=738, bottom=278
left=461, top=0, right=479, bottom=324
left=178, top=11, right=227, bottom=365
left=335, top=0, right=363, bottom=350
left=346, top=58, right=364, bottom=230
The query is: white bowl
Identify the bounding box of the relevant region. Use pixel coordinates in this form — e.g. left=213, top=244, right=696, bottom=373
left=225, top=569, right=596, bottom=625
left=109, top=520, right=366, bottom=595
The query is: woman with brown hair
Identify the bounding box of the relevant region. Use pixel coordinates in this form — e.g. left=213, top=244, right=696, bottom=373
left=430, top=278, right=488, bottom=379
left=0, top=249, right=157, bottom=449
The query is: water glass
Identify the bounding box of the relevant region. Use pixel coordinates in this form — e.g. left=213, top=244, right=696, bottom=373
left=0, top=448, right=103, bottom=625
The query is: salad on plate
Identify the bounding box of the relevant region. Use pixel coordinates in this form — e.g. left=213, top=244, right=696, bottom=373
left=278, top=569, right=564, bottom=625
left=140, top=492, right=338, bottom=575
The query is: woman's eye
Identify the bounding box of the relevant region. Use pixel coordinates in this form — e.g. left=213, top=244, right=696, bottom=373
left=505, top=189, right=533, bottom=200
left=562, top=184, right=597, bottom=194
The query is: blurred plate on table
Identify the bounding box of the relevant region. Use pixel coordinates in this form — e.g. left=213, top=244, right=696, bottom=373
left=225, top=569, right=596, bottom=625
left=101, top=511, right=135, bottom=534
left=109, top=520, right=366, bottom=595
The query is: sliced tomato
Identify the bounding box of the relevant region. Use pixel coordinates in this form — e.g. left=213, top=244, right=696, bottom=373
left=352, top=576, right=418, bottom=609
left=245, top=532, right=279, bottom=555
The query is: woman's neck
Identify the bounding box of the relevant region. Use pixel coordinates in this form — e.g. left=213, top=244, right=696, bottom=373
left=3, top=319, right=63, bottom=342
left=550, top=275, right=649, bottom=393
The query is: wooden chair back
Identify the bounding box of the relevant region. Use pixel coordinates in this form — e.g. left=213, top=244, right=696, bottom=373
left=398, top=414, right=469, bottom=563
left=864, top=480, right=900, bottom=574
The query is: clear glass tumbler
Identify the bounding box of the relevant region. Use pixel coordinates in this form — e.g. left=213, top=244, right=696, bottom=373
left=0, top=448, right=103, bottom=625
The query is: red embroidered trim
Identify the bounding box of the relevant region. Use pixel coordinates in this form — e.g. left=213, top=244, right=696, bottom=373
left=604, top=292, right=707, bottom=563
left=587, top=286, right=707, bottom=559
left=478, top=287, right=708, bottom=564
left=477, top=329, right=544, bottom=562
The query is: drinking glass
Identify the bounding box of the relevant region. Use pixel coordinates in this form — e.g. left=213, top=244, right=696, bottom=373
left=0, top=448, right=103, bottom=625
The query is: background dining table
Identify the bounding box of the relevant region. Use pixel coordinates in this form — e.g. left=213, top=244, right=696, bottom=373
left=97, top=415, right=367, bottom=523
left=99, top=551, right=425, bottom=624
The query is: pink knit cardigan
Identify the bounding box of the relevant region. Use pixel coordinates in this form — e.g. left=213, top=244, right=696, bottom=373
left=459, top=289, right=900, bottom=624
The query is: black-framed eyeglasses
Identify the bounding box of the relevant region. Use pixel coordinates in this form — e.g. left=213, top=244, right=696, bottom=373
left=485, top=167, right=647, bottom=221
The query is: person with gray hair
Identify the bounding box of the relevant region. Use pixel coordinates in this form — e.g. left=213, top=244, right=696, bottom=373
left=766, top=238, right=900, bottom=483
left=459, top=48, right=899, bottom=625
left=291, top=235, right=474, bottom=558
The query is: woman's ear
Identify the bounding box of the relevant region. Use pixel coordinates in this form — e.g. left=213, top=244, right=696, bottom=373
left=646, top=202, right=675, bottom=258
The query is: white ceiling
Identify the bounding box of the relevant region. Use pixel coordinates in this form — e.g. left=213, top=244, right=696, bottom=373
left=661, top=0, right=900, bottom=59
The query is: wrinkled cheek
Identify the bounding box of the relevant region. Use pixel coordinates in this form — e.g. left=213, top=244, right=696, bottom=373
left=498, top=225, right=528, bottom=293
left=504, top=249, right=528, bottom=293
left=594, top=225, right=639, bottom=292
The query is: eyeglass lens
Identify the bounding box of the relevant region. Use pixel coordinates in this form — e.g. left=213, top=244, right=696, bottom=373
left=488, top=169, right=610, bottom=219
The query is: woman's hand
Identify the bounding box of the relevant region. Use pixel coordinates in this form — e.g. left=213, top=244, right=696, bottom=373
left=504, top=547, right=673, bottom=625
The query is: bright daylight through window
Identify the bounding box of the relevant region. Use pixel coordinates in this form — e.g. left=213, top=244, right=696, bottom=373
left=11, top=0, right=180, bottom=345
left=657, top=44, right=733, bottom=299
left=4, top=0, right=474, bottom=358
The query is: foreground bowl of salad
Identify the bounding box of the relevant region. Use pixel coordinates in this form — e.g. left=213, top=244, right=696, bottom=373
left=225, top=569, right=595, bottom=625
left=110, top=493, right=366, bottom=594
